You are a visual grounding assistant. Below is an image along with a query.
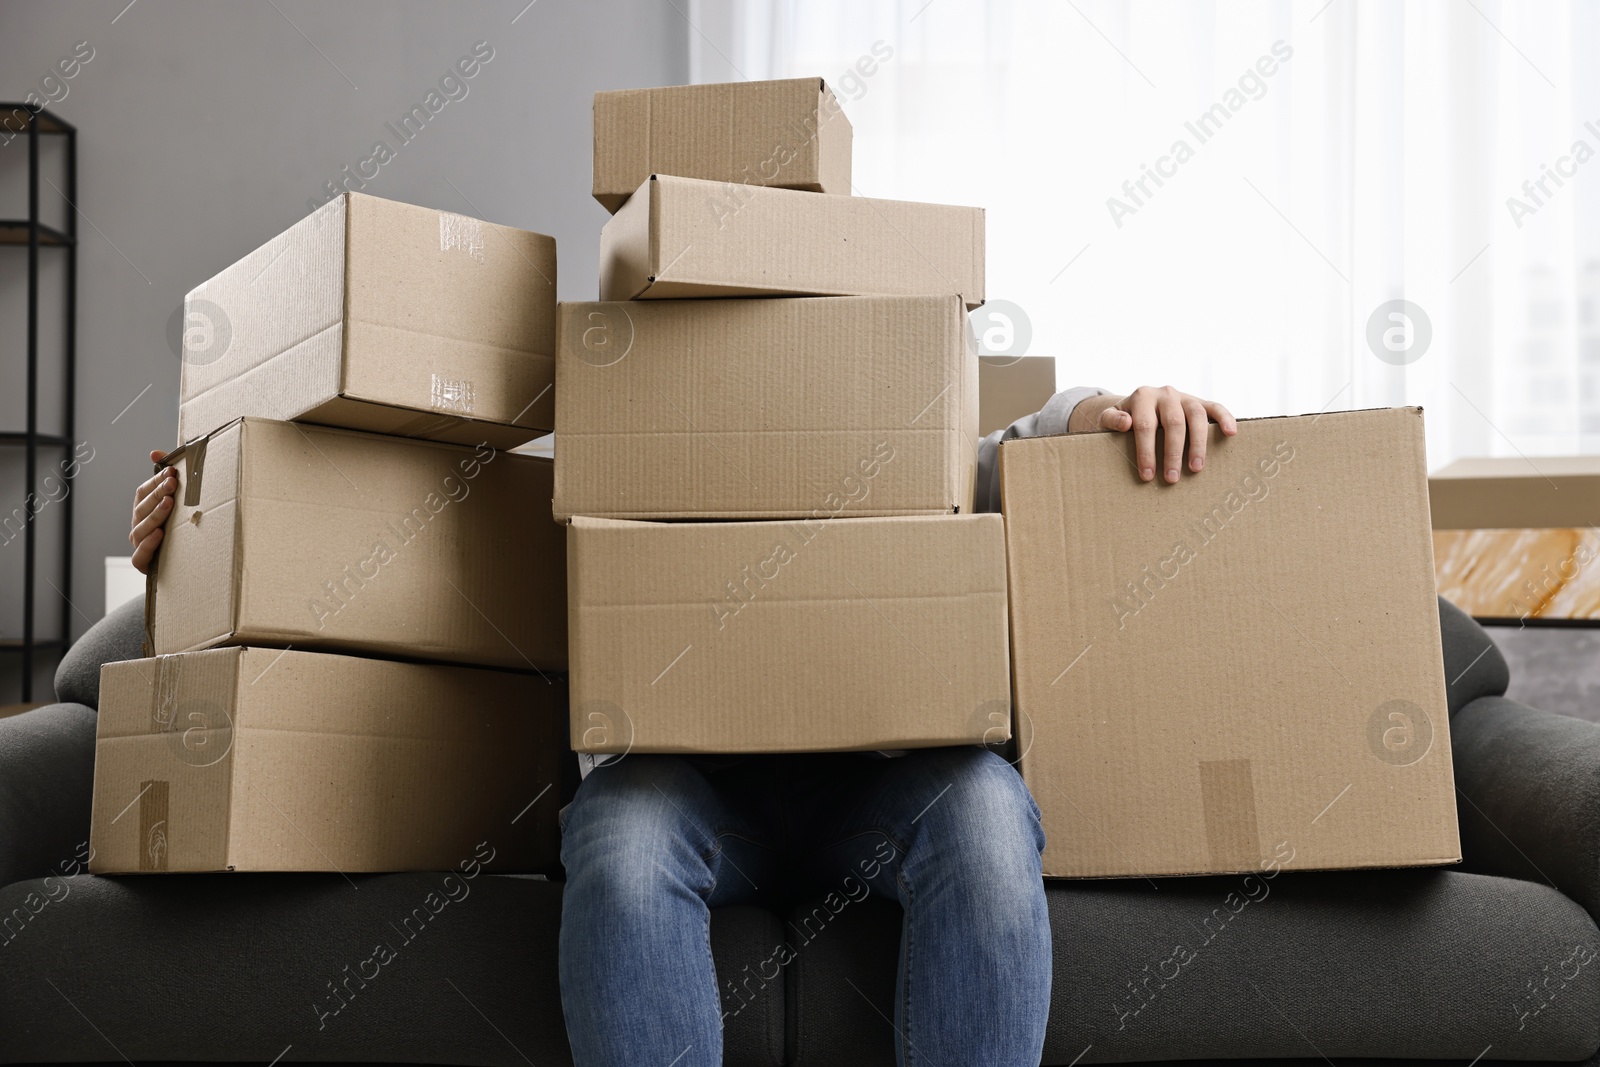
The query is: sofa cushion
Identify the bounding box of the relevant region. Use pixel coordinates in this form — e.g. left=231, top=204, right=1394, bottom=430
left=785, top=869, right=1600, bottom=1066
left=0, top=702, right=97, bottom=891
left=0, top=873, right=785, bottom=1067
left=53, top=593, right=146, bottom=709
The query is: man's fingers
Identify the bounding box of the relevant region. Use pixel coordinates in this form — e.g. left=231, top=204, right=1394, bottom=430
left=1128, top=394, right=1159, bottom=481
left=1184, top=399, right=1210, bottom=472
left=132, top=471, right=176, bottom=524
left=131, top=528, right=162, bottom=575
left=1158, top=392, right=1187, bottom=483
left=1204, top=401, right=1238, bottom=435
left=1099, top=406, right=1133, bottom=431
left=130, top=494, right=174, bottom=547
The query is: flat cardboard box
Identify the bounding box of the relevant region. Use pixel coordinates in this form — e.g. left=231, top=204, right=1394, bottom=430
left=149, top=418, right=566, bottom=671
left=554, top=295, right=976, bottom=520
left=592, top=78, right=852, bottom=212
left=1002, top=407, right=1459, bottom=878
left=979, top=356, right=1057, bottom=435
left=1429, top=455, right=1600, bottom=529
left=599, top=175, right=984, bottom=308
left=179, top=192, right=557, bottom=449
left=568, top=514, right=1010, bottom=753
left=89, top=647, right=565, bottom=873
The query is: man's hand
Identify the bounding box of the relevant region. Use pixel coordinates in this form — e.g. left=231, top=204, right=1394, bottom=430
left=130, top=450, right=176, bottom=575
left=1069, top=386, right=1238, bottom=483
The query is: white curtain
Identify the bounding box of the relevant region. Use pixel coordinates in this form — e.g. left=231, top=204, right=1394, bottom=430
left=685, top=0, right=1600, bottom=469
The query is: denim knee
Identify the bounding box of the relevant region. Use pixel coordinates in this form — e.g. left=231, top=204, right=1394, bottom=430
left=560, top=756, right=718, bottom=906
left=900, top=748, right=1046, bottom=882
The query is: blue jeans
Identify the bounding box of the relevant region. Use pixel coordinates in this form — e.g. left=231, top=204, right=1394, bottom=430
left=557, top=746, right=1051, bottom=1066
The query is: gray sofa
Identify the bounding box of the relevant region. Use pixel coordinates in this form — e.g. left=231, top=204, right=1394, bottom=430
left=3, top=595, right=1599, bottom=1066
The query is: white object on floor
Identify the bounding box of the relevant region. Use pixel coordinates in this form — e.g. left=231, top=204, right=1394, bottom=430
left=105, top=556, right=142, bottom=617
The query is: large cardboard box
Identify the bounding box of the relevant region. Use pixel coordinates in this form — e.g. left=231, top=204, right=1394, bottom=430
left=568, top=514, right=1010, bottom=753
left=554, top=295, right=976, bottom=520
left=89, top=647, right=565, bottom=873
left=1002, top=407, right=1460, bottom=878
left=149, top=418, right=566, bottom=671
left=179, top=192, right=557, bottom=449
left=592, top=78, right=852, bottom=212
left=979, top=355, right=1057, bottom=435
left=599, top=175, right=983, bottom=308
left=1430, top=456, right=1600, bottom=621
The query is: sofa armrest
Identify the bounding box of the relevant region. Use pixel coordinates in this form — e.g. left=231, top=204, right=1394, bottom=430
left=54, top=593, right=146, bottom=709
left=0, top=702, right=98, bottom=890
left=1438, top=596, right=1509, bottom=714
left=1452, top=694, right=1600, bottom=919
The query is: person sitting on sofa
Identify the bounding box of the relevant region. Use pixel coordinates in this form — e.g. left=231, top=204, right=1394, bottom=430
left=127, top=385, right=1237, bottom=1067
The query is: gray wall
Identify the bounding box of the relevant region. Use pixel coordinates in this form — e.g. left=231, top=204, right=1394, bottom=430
left=0, top=0, right=687, bottom=700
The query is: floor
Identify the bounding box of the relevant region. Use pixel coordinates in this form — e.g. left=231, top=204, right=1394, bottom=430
left=1488, top=624, right=1600, bottom=723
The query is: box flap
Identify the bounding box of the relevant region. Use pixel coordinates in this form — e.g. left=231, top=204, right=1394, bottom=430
left=151, top=420, right=245, bottom=656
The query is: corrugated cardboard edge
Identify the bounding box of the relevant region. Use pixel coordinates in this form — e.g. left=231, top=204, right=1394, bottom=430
left=335, top=193, right=355, bottom=398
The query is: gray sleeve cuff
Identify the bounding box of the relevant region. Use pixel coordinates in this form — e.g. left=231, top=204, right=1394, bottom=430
left=974, top=386, right=1110, bottom=514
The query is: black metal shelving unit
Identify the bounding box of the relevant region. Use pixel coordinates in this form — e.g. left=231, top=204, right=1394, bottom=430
left=1, top=105, right=76, bottom=702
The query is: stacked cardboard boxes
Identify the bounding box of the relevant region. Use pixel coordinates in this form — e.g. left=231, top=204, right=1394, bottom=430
left=89, top=194, right=569, bottom=874
left=561, top=79, right=1010, bottom=755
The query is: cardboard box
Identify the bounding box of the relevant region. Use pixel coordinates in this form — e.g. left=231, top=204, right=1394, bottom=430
left=89, top=647, right=565, bottom=873
left=180, top=192, right=557, bottom=449
left=592, top=78, right=852, bottom=213
left=1001, top=407, right=1459, bottom=878
left=1430, top=456, right=1600, bottom=529
left=1429, top=456, right=1600, bottom=621
left=979, top=356, right=1057, bottom=435
left=568, top=514, right=1010, bottom=753
left=599, top=175, right=984, bottom=308
left=554, top=295, right=976, bottom=520
left=149, top=418, right=566, bottom=671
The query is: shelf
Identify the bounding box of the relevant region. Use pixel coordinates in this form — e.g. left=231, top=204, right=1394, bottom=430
left=0, top=105, right=73, bottom=135
left=0, top=639, right=64, bottom=652
left=0, top=433, right=71, bottom=448
left=0, top=221, right=73, bottom=247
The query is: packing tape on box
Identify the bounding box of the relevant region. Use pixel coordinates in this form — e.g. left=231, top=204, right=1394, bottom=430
left=138, top=778, right=170, bottom=871
left=1198, top=758, right=1261, bottom=872
left=183, top=437, right=208, bottom=506
left=391, top=409, right=469, bottom=440
left=152, top=654, right=183, bottom=734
